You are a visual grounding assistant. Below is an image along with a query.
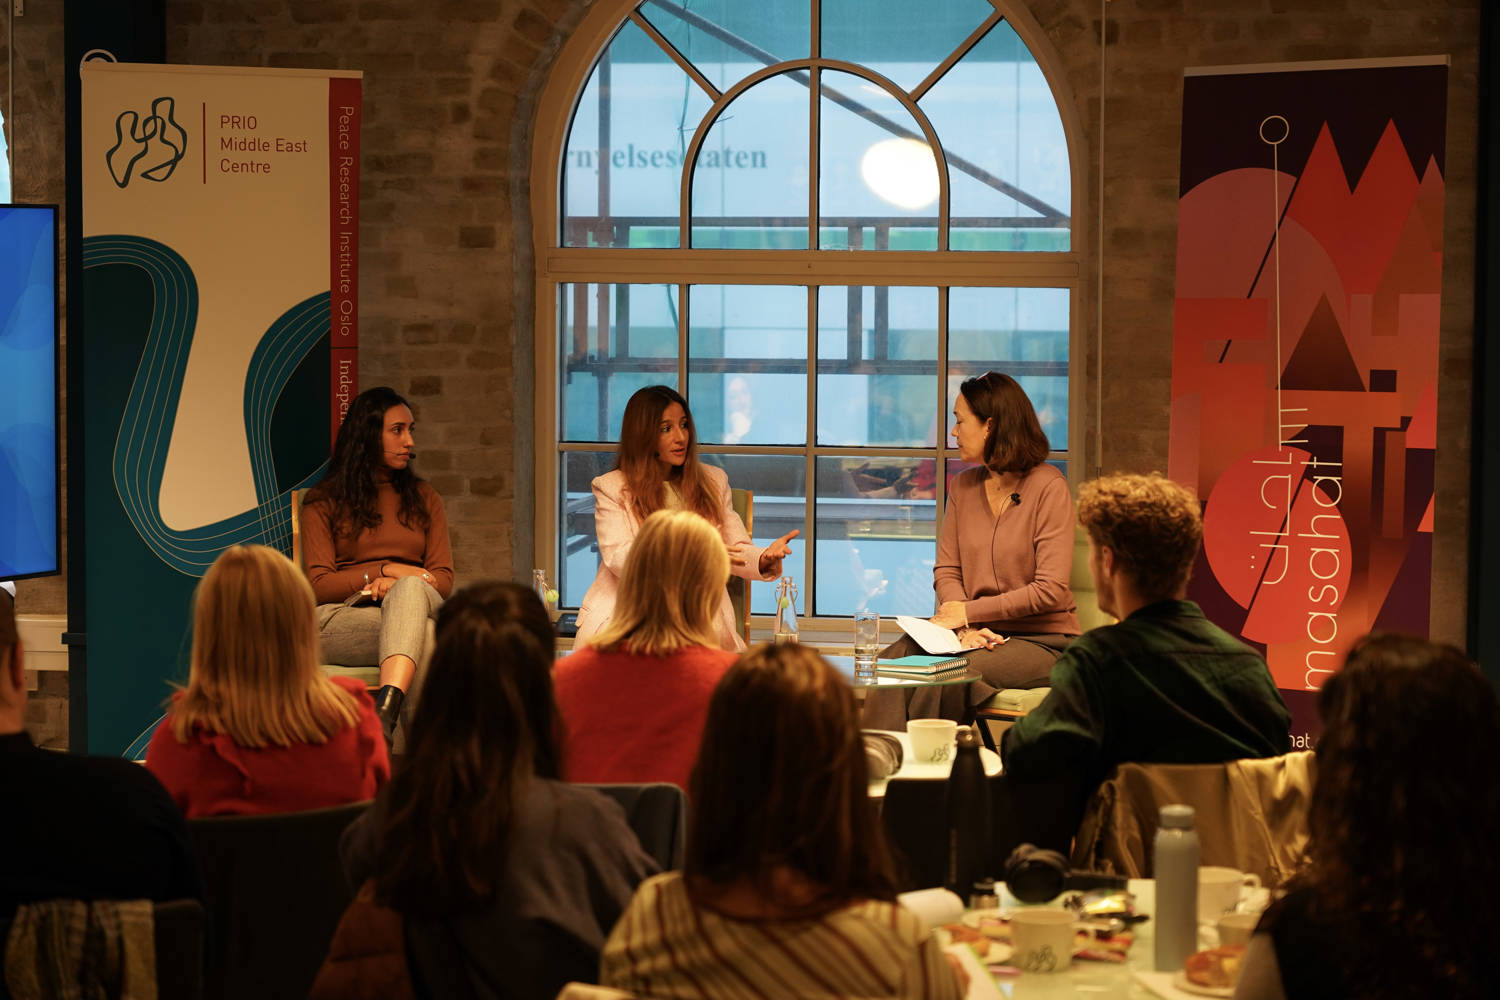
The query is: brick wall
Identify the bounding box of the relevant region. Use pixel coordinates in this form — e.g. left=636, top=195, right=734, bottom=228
left=2, top=0, right=1481, bottom=657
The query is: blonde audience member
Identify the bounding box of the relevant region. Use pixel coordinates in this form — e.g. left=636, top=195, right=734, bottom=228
left=146, top=545, right=388, bottom=818
left=325, top=583, right=656, bottom=1000
left=574, top=384, right=796, bottom=652
left=600, top=644, right=965, bottom=999
left=1234, top=634, right=1500, bottom=1000
left=555, top=509, right=737, bottom=791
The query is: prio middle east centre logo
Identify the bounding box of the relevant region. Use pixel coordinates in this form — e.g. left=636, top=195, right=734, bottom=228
left=106, top=96, right=188, bottom=188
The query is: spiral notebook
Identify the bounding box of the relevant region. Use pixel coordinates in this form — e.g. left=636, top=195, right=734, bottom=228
left=875, top=654, right=971, bottom=676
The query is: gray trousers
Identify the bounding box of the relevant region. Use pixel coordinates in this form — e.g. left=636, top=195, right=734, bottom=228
left=316, top=574, right=442, bottom=681
left=860, top=632, right=1074, bottom=731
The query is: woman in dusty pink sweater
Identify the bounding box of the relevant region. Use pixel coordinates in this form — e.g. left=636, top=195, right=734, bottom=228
left=864, top=372, right=1079, bottom=728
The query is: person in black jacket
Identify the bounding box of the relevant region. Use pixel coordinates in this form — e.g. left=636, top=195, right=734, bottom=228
left=0, top=584, right=203, bottom=920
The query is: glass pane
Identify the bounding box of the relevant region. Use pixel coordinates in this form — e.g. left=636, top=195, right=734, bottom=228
left=948, top=286, right=1070, bottom=450
left=817, top=285, right=939, bottom=446
left=707, top=454, right=807, bottom=616
left=688, top=285, right=807, bottom=444
left=690, top=73, right=810, bottom=249
left=945, top=456, right=1067, bottom=486
left=640, top=0, right=811, bottom=94
left=919, top=19, right=1071, bottom=251
left=559, top=283, right=680, bottom=442
left=815, top=456, right=938, bottom=616
left=820, top=0, right=994, bottom=94
left=558, top=450, right=618, bottom=608
left=563, top=20, right=715, bottom=248
left=818, top=70, right=938, bottom=250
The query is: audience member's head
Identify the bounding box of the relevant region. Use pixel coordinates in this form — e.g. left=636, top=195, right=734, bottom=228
left=1077, top=473, right=1201, bottom=614
left=0, top=585, right=21, bottom=733
left=1300, top=633, right=1500, bottom=995
left=589, top=509, right=729, bottom=656
left=958, top=370, right=1050, bottom=473
left=686, top=643, right=898, bottom=916
left=375, top=581, right=560, bottom=914
left=171, top=544, right=360, bottom=747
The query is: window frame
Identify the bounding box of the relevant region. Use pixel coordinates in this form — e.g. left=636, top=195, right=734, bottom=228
left=531, top=0, right=1089, bottom=633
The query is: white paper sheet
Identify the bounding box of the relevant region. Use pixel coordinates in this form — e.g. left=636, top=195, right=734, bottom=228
left=896, top=615, right=965, bottom=654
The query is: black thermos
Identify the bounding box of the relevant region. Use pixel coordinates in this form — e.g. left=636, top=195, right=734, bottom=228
left=945, top=724, right=992, bottom=896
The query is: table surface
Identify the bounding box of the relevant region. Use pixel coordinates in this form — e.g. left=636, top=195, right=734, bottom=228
left=963, top=879, right=1169, bottom=999
left=865, top=729, right=1001, bottom=798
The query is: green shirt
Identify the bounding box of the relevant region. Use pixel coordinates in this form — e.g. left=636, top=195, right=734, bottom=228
left=1001, top=600, right=1291, bottom=788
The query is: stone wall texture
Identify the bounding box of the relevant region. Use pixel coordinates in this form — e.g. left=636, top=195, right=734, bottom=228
left=3, top=0, right=1481, bottom=668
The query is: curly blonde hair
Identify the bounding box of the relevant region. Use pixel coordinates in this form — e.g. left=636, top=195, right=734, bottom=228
left=1076, top=473, right=1202, bottom=602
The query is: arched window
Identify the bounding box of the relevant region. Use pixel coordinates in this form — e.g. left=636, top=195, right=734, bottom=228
left=533, top=0, right=1081, bottom=623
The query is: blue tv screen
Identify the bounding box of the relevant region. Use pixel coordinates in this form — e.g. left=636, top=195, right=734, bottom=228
left=0, top=204, right=60, bottom=579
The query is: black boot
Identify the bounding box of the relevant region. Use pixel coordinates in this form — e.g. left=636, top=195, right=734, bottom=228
left=373, top=684, right=405, bottom=747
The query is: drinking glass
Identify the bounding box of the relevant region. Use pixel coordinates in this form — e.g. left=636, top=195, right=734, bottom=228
left=853, top=611, right=881, bottom=677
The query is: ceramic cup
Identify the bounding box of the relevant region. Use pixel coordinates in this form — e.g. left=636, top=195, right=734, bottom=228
left=1010, top=908, right=1076, bottom=973
left=907, top=719, right=958, bottom=764
left=1217, top=911, right=1261, bottom=948
left=1198, top=866, right=1262, bottom=922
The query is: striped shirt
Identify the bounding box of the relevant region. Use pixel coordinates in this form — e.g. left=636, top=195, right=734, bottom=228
left=600, top=872, right=964, bottom=999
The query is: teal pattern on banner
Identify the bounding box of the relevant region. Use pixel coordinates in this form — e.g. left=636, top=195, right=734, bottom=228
left=82, top=234, right=329, bottom=753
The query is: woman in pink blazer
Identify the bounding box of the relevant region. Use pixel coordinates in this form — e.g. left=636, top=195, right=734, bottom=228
left=574, top=386, right=798, bottom=652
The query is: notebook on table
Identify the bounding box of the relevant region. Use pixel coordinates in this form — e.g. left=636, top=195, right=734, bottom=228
left=875, top=654, right=971, bottom=676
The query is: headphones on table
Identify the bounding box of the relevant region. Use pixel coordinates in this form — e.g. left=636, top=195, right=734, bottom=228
left=1003, top=843, right=1127, bottom=903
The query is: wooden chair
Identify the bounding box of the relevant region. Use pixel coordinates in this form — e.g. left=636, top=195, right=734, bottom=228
left=728, top=488, right=754, bottom=645
left=189, top=801, right=370, bottom=1000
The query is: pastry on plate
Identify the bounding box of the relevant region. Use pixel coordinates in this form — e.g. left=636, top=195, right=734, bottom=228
left=1183, top=944, right=1245, bottom=989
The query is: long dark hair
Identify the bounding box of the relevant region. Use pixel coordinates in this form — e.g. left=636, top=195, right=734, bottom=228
left=686, top=644, right=899, bottom=916
left=305, top=386, right=430, bottom=538
left=372, top=583, right=562, bottom=914
left=1291, top=634, right=1500, bottom=998
left=958, top=371, right=1049, bottom=474
left=615, top=385, right=720, bottom=525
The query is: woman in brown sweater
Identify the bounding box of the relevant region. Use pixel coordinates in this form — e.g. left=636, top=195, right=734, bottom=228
left=865, top=371, right=1079, bottom=727
left=301, top=386, right=454, bottom=740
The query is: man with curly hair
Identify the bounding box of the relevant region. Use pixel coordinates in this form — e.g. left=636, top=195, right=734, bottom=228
left=1001, top=473, right=1290, bottom=805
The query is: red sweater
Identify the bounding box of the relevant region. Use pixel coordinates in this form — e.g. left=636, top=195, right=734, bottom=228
left=145, top=675, right=389, bottom=818
left=554, top=646, right=737, bottom=791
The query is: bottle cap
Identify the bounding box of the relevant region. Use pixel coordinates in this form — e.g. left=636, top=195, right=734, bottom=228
left=956, top=725, right=982, bottom=749
left=1159, top=803, right=1195, bottom=828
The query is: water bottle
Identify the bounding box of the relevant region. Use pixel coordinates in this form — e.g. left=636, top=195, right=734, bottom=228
left=772, top=576, right=799, bottom=644
left=532, top=569, right=559, bottom=621
left=1153, top=803, right=1200, bottom=971
left=945, top=725, right=992, bottom=896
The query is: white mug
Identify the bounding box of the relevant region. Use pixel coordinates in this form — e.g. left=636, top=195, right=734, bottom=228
left=1217, top=911, right=1261, bottom=948
left=1010, top=908, right=1075, bottom=973
left=1197, top=866, right=1262, bottom=922
left=907, top=719, right=958, bottom=764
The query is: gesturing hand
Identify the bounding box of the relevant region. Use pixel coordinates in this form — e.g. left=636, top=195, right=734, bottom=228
left=758, top=529, right=800, bottom=576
